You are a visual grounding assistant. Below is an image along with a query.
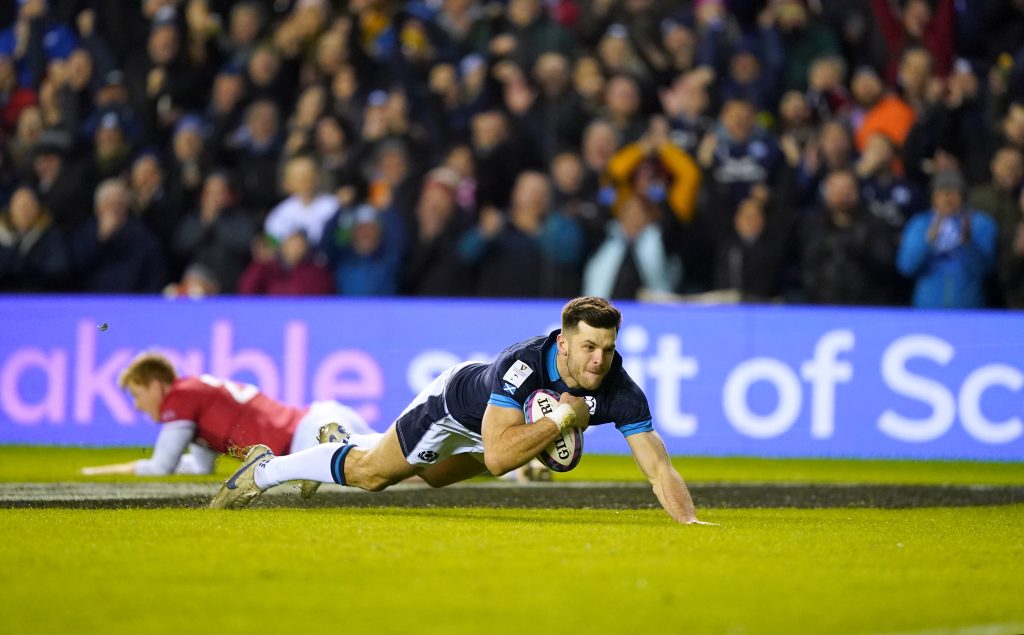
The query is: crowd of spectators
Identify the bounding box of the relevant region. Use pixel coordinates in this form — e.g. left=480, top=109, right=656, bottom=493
left=1, top=0, right=1023, bottom=309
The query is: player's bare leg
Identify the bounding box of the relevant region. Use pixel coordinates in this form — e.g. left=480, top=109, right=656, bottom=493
left=341, top=427, right=421, bottom=491
left=417, top=454, right=487, bottom=488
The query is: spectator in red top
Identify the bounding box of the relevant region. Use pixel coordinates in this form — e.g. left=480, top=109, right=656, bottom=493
left=238, top=230, right=333, bottom=296
left=871, top=0, right=955, bottom=85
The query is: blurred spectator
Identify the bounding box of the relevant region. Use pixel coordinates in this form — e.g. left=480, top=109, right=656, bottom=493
left=320, top=204, right=404, bottom=296
left=607, top=115, right=701, bottom=224
left=129, top=151, right=181, bottom=268
left=8, top=104, right=44, bottom=177
left=871, top=0, right=954, bottom=85
left=172, top=171, right=255, bottom=294
left=661, top=69, right=714, bottom=157
left=401, top=168, right=472, bottom=296
left=601, top=74, right=645, bottom=144
left=999, top=189, right=1024, bottom=308
left=29, top=128, right=87, bottom=234
left=796, top=119, right=855, bottom=208
left=853, top=58, right=915, bottom=152
left=264, top=155, right=339, bottom=245
left=0, top=53, right=36, bottom=132
left=71, top=178, right=167, bottom=293
left=84, top=109, right=134, bottom=187
left=468, top=0, right=574, bottom=72
left=968, top=147, right=1024, bottom=242
left=163, top=261, right=220, bottom=299
left=770, top=0, right=841, bottom=92
left=550, top=150, right=607, bottom=252
left=712, top=195, right=788, bottom=302
left=0, top=185, right=70, bottom=291
left=856, top=132, right=926, bottom=229
left=238, top=231, right=332, bottom=296
left=165, top=114, right=208, bottom=213
left=471, top=110, right=525, bottom=209
left=801, top=169, right=899, bottom=305
left=458, top=171, right=584, bottom=297
left=897, top=169, right=998, bottom=308
left=0, top=0, right=77, bottom=88
left=124, top=6, right=213, bottom=146
left=583, top=193, right=681, bottom=300
left=224, top=98, right=284, bottom=215
left=698, top=98, right=785, bottom=212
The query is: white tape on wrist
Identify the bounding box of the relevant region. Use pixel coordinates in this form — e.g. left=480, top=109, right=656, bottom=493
left=549, top=403, right=577, bottom=432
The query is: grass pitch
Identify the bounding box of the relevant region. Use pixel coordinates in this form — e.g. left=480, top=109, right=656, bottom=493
left=1, top=447, right=1022, bottom=635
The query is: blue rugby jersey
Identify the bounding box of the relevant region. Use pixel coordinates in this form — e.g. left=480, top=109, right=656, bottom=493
left=444, top=331, right=653, bottom=437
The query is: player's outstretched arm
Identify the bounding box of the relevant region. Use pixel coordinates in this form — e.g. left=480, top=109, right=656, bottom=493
left=626, top=430, right=715, bottom=525
left=81, top=461, right=141, bottom=475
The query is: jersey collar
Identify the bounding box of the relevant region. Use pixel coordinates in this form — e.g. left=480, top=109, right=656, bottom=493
left=545, top=333, right=561, bottom=382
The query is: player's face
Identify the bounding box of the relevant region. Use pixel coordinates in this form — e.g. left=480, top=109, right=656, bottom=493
left=128, top=380, right=164, bottom=420
left=561, top=322, right=617, bottom=391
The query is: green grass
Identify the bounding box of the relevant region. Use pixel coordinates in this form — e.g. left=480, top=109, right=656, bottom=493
left=1, top=505, right=1022, bottom=635
left=2, top=445, right=1023, bottom=485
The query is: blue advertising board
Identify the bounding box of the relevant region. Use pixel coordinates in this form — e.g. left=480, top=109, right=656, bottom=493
left=1, top=296, right=1022, bottom=460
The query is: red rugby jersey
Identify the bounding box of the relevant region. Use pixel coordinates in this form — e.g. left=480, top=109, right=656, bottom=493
left=158, top=376, right=307, bottom=456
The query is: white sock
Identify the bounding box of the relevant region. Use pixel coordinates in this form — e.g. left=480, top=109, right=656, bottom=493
left=254, top=443, right=345, bottom=489
left=348, top=432, right=384, bottom=449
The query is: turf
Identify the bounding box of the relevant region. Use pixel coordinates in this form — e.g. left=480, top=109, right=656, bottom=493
left=1, top=505, right=1022, bottom=635
left=2, top=445, right=1023, bottom=486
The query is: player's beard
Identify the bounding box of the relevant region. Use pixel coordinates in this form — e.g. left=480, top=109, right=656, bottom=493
left=566, top=348, right=607, bottom=391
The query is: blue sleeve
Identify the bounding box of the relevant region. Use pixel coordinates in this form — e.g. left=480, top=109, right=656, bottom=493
left=457, top=226, right=489, bottom=263
left=616, top=419, right=654, bottom=437
left=486, top=350, right=542, bottom=410
left=897, top=214, right=932, bottom=277
left=959, top=212, right=998, bottom=277
left=539, top=212, right=584, bottom=266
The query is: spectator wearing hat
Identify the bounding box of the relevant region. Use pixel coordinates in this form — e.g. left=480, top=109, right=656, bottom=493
left=897, top=169, right=998, bottom=308
left=80, top=70, right=139, bottom=143
left=238, top=230, right=333, bottom=296
left=83, top=108, right=133, bottom=188
left=173, top=171, right=256, bottom=294
left=320, top=203, right=405, bottom=296
left=0, top=0, right=78, bottom=89
left=71, top=178, right=167, bottom=293
left=401, top=168, right=472, bottom=297
left=165, top=114, right=209, bottom=213
left=30, top=128, right=87, bottom=234
left=0, top=185, right=70, bottom=291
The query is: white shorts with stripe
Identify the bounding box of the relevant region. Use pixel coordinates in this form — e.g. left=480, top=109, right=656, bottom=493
left=393, top=362, right=485, bottom=467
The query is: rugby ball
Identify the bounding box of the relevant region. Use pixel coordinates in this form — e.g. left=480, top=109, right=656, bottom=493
left=524, top=389, right=583, bottom=472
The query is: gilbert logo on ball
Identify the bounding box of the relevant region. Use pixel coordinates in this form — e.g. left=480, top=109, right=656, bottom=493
left=523, top=389, right=583, bottom=472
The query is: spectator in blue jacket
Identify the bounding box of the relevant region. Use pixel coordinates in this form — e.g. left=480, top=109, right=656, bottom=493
left=897, top=169, right=998, bottom=309
left=0, top=0, right=77, bottom=88
left=320, top=203, right=405, bottom=296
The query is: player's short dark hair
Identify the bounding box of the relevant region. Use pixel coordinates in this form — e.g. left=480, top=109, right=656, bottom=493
left=119, top=352, right=177, bottom=389
left=561, top=297, right=622, bottom=333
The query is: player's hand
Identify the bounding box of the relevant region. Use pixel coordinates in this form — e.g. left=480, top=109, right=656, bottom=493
left=558, top=393, right=591, bottom=429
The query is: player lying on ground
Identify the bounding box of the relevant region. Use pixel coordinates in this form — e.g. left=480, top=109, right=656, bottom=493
left=81, top=352, right=384, bottom=497
left=212, top=297, right=711, bottom=524
left=81, top=352, right=550, bottom=486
